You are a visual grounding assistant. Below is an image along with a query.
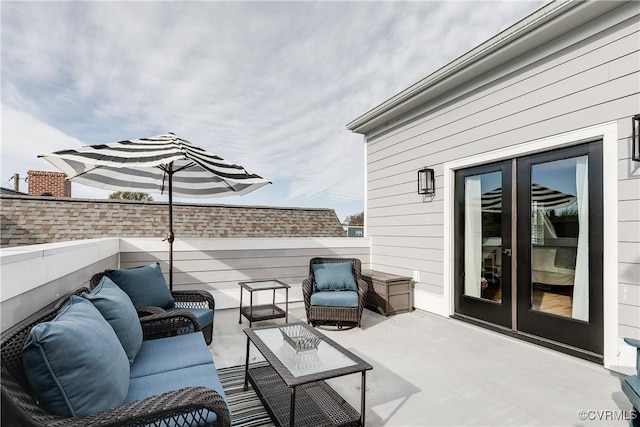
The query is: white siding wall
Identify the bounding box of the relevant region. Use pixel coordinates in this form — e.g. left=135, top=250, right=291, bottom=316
left=364, top=5, right=639, bottom=344
left=0, top=238, right=120, bottom=330
left=618, top=116, right=640, bottom=340
left=119, top=237, right=371, bottom=309
left=0, top=237, right=371, bottom=329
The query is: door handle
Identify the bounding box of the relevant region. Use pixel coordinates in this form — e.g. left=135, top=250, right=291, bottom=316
left=502, top=248, right=512, bottom=257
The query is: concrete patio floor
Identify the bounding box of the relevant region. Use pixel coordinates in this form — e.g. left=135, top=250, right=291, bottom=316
left=210, top=302, right=635, bottom=426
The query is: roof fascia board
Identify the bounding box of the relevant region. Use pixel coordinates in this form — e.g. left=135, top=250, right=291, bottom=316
left=347, top=0, right=625, bottom=135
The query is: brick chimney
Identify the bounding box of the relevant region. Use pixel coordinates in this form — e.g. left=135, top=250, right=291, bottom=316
left=28, top=171, right=71, bottom=197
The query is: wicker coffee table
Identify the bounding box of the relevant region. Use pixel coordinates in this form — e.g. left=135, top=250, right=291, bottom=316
left=243, top=322, right=373, bottom=427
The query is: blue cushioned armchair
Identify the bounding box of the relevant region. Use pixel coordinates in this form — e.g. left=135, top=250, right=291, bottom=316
left=91, top=263, right=215, bottom=345
left=622, top=338, right=640, bottom=415
left=302, top=257, right=368, bottom=328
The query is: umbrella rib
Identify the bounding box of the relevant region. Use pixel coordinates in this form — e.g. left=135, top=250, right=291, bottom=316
left=172, top=162, right=198, bottom=174
left=154, top=164, right=169, bottom=195
left=156, top=162, right=197, bottom=195
left=173, top=159, right=241, bottom=192
left=67, top=164, right=104, bottom=180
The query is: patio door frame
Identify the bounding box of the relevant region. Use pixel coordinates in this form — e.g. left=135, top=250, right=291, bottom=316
left=443, top=122, right=618, bottom=367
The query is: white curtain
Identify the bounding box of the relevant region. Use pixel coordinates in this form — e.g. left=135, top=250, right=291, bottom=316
left=573, top=157, right=589, bottom=321
left=464, top=177, right=483, bottom=298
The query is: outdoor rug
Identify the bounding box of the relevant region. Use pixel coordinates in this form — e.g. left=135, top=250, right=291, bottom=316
left=219, top=363, right=274, bottom=427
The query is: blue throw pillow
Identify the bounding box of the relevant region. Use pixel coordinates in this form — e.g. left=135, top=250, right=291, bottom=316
left=106, top=262, right=175, bottom=309
left=22, top=296, right=130, bottom=417
left=83, top=276, right=143, bottom=363
left=312, top=262, right=357, bottom=291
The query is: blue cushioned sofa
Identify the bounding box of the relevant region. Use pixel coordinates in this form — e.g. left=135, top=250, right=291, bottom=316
left=91, top=263, right=216, bottom=345
left=1, top=283, right=230, bottom=427
left=622, top=338, right=640, bottom=415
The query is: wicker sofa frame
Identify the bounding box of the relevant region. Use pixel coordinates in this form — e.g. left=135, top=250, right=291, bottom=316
left=1, top=288, right=230, bottom=427
left=90, top=272, right=216, bottom=345
left=302, top=257, right=368, bottom=328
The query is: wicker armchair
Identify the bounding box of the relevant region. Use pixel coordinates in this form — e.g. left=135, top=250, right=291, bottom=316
left=1, top=289, right=229, bottom=427
left=302, top=257, right=368, bottom=328
left=91, top=270, right=216, bottom=345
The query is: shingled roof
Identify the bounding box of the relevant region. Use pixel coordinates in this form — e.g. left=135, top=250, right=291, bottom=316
left=0, top=194, right=346, bottom=248
left=0, top=187, right=27, bottom=196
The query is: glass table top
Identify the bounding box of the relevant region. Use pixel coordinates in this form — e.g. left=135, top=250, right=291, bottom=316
left=252, top=326, right=358, bottom=378
left=239, top=280, right=290, bottom=291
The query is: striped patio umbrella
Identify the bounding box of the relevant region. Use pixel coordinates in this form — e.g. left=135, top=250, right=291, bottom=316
left=39, top=132, right=270, bottom=289
left=482, top=183, right=577, bottom=212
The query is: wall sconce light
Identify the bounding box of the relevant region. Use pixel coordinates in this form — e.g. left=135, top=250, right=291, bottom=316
left=418, top=167, right=435, bottom=196
left=633, top=114, right=640, bottom=162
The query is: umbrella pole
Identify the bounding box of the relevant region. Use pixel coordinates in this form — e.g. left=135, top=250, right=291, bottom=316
left=168, top=163, right=175, bottom=291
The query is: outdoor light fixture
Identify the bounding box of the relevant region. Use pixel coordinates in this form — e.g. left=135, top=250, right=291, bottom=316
left=418, top=167, right=435, bottom=196
left=633, top=114, right=640, bottom=162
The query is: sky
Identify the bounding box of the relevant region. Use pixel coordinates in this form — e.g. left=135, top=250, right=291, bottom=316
left=1, top=0, right=546, bottom=223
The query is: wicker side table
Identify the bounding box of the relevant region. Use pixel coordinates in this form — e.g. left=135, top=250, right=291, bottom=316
left=238, top=279, right=290, bottom=327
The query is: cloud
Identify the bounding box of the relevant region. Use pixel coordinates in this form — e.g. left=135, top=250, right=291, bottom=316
left=1, top=0, right=545, bottom=218
left=0, top=105, right=84, bottom=176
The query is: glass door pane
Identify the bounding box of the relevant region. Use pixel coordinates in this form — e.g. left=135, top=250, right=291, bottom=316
left=530, top=156, right=588, bottom=320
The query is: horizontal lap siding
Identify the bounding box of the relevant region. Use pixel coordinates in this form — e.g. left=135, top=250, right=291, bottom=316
left=119, top=239, right=371, bottom=298
left=368, top=81, right=637, bottom=184
left=619, top=116, right=640, bottom=340
left=619, top=200, right=640, bottom=221
left=364, top=3, right=640, bottom=333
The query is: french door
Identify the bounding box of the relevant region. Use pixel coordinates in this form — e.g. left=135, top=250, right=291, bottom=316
left=454, top=141, right=603, bottom=356
left=454, top=161, right=513, bottom=328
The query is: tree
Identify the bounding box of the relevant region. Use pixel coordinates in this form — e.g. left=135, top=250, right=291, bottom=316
left=108, top=191, right=153, bottom=201
left=343, top=211, right=364, bottom=226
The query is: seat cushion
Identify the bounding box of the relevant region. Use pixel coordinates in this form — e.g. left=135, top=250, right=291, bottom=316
left=312, top=262, right=357, bottom=291
left=167, top=307, right=214, bottom=328
left=310, top=290, right=359, bottom=307
left=22, top=296, right=130, bottom=417
left=82, top=276, right=143, bottom=363
left=130, top=333, right=212, bottom=378
left=106, top=262, right=175, bottom=309
left=622, top=375, right=640, bottom=410
left=126, top=363, right=228, bottom=410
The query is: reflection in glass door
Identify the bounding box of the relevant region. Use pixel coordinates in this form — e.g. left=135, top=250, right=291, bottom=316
left=455, top=161, right=512, bottom=328
left=528, top=156, right=588, bottom=320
